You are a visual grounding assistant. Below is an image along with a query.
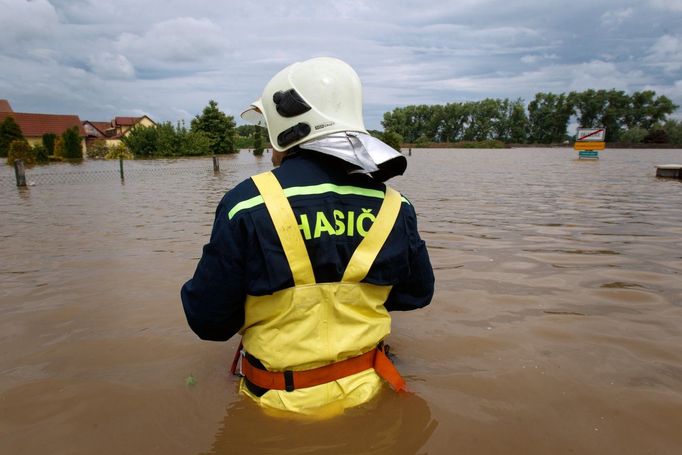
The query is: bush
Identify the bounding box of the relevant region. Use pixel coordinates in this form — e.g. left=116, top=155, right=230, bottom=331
left=643, top=128, right=669, bottom=144
left=33, top=144, right=49, bottom=163
left=104, top=143, right=133, bottom=160
left=62, top=126, right=83, bottom=159
left=382, top=131, right=403, bottom=151
left=663, top=120, right=682, bottom=145
left=87, top=139, right=109, bottom=159
left=122, top=125, right=158, bottom=157
left=619, top=127, right=648, bottom=144
left=415, top=134, right=430, bottom=147
left=0, top=116, right=25, bottom=158
left=7, top=139, right=35, bottom=165
left=53, top=136, right=64, bottom=157
left=42, top=133, right=57, bottom=155
left=180, top=130, right=212, bottom=156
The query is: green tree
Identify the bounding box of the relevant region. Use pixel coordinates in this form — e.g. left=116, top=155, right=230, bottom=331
left=626, top=91, right=678, bottom=130
left=181, top=130, right=212, bottom=156
left=440, top=102, right=469, bottom=142
left=42, top=133, right=57, bottom=155
left=619, top=127, right=648, bottom=144
left=253, top=126, right=264, bottom=156
left=569, top=89, right=607, bottom=128
left=643, top=128, right=669, bottom=144
left=508, top=99, right=528, bottom=143
left=527, top=93, right=574, bottom=143
left=601, top=90, right=630, bottom=142
left=236, top=124, right=257, bottom=137
left=663, top=119, right=682, bottom=145
left=156, top=122, right=182, bottom=156
left=382, top=131, right=403, bottom=151
left=122, top=125, right=158, bottom=157
left=0, top=116, right=25, bottom=158
left=7, top=139, right=35, bottom=165
left=191, top=100, right=237, bottom=154
left=61, top=126, right=83, bottom=159
left=381, top=105, right=434, bottom=143
left=33, top=144, right=49, bottom=163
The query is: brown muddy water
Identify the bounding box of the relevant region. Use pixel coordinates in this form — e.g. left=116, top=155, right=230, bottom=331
left=1, top=148, right=681, bottom=454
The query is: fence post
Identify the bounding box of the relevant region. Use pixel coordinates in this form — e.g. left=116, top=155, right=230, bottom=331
left=14, top=159, right=27, bottom=187
left=119, top=156, right=125, bottom=181
left=213, top=155, right=220, bottom=172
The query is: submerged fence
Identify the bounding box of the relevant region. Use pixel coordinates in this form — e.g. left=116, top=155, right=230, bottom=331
left=3, top=156, right=223, bottom=188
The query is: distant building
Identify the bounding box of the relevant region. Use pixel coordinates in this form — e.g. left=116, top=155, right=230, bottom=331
left=83, top=115, right=156, bottom=148
left=0, top=99, right=86, bottom=154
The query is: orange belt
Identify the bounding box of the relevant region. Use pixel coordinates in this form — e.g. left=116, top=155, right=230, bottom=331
left=231, top=342, right=407, bottom=393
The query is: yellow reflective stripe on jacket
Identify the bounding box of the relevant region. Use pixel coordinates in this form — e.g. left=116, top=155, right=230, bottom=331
left=251, top=172, right=315, bottom=286
left=342, top=186, right=401, bottom=282
left=227, top=183, right=411, bottom=220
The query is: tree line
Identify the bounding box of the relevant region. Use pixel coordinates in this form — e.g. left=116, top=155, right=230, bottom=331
left=4, top=90, right=681, bottom=166
left=381, top=89, right=679, bottom=145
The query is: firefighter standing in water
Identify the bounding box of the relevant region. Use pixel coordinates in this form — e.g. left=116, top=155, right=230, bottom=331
left=181, top=57, right=434, bottom=416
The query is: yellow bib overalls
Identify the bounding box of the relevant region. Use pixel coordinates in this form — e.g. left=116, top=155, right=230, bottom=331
left=237, top=171, right=403, bottom=415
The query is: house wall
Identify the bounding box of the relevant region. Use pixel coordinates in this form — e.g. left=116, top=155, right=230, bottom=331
left=83, top=123, right=104, bottom=137
left=137, top=117, right=155, bottom=128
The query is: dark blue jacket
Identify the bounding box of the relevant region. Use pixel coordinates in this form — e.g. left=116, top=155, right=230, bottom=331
left=181, top=151, right=434, bottom=341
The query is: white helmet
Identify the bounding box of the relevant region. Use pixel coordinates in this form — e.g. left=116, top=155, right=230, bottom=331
left=241, top=57, right=368, bottom=151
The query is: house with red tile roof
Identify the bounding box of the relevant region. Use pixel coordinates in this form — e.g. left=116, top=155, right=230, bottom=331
left=0, top=99, right=86, bottom=155
left=82, top=115, right=156, bottom=148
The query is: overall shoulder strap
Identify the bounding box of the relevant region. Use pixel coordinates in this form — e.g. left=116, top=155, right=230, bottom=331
left=342, top=186, right=402, bottom=283
left=251, top=172, right=316, bottom=286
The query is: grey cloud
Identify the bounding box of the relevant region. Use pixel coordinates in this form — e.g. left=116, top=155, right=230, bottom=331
left=1, top=0, right=681, bottom=130
left=0, top=0, right=59, bottom=51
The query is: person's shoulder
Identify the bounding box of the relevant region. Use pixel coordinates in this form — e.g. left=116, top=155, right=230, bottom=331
left=219, top=175, right=260, bottom=222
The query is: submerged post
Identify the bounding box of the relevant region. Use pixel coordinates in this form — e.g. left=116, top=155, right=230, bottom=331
left=14, top=159, right=27, bottom=187
left=119, top=156, right=124, bottom=181
left=213, top=155, right=220, bottom=172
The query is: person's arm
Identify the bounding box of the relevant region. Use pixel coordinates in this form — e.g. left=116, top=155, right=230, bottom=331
left=384, top=204, right=434, bottom=311
left=181, top=201, right=246, bottom=341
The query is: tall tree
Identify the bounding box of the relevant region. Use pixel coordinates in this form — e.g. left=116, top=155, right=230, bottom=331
left=527, top=93, right=574, bottom=143
left=253, top=126, right=264, bottom=156
left=570, top=89, right=608, bottom=128
left=0, top=116, right=25, bottom=158
left=626, top=91, right=678, bottom=130
left=191, top=100, right=236, bottom=154
left=508, top=99, right=528, bottom=143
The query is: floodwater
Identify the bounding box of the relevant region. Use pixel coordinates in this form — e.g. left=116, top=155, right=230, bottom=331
left=1, top=148, right=681, bottom=454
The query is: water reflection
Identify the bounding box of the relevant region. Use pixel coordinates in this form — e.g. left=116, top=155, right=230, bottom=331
left=206, top=392, right=437, bottom=455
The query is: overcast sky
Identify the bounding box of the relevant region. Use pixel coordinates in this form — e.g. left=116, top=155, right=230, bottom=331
left=1, top=0, right=681, bottom=129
